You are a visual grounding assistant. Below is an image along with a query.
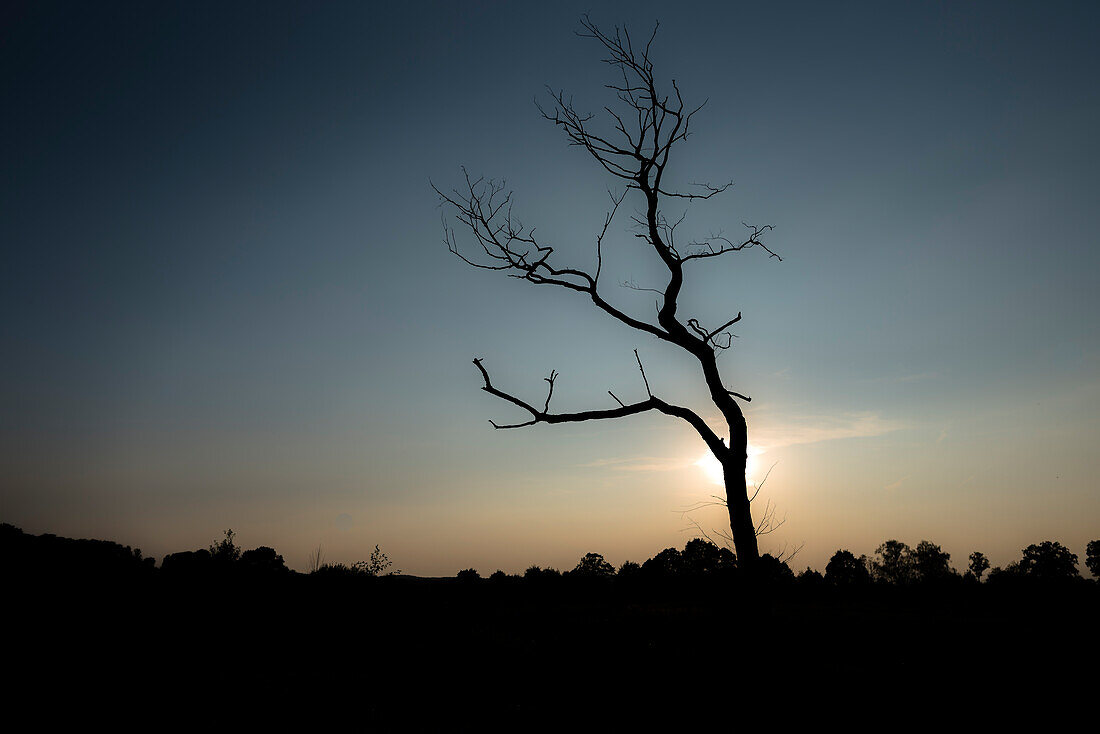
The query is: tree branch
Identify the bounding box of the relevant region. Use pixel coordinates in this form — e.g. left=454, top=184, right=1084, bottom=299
left=681, top=223, right=781, bottom=263
left=472, top=357, right=724, bottom=454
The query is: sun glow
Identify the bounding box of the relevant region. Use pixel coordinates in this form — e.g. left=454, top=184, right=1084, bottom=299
left=695, top=444, right=764, bottom=486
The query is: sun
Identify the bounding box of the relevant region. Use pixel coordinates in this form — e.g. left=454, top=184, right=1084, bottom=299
left=695, top=444, right=764, bottom=486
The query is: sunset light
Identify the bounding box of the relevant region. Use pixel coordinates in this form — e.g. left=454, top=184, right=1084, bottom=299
left=696, top=444, right=765, bottom=486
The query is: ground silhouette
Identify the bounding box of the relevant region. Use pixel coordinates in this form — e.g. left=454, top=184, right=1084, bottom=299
left=4, top=520, right=1097, bottom=720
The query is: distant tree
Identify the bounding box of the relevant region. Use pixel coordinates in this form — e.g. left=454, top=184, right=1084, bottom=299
left=871, top=540, right=915, bottom=585
left=436, top=17, right=782, bottom=568
left=968, top=551, right=990, bottom=583
left=617, top=560, right=642, bottom=580
left=456, top=568, right=481, bottom=582
left=753, top=554, right=794, bottom=583
left=796, top=567, right=824, bottom=586
left=680, top=538, right=736, bottom=576
left=825, top=550, right=871, bottom=586
left=489, top=570, right=508, bottom=583
left=912, top=540, right=955, bottom=583
left=1018, top=541, right=1078, bottom=581
left=1086, top=540, right=1100, bottom=580
left=523, top=565, right=561, bottom=582
left=641, top=547, right=684, bottom=578
left=0, top=524, right=154, bottom=579
left=161, top=548, right=214, bottom=575
left=987, top=563, right=1020, bottom=583
left=209, top=529, right=241, bottom=564
left=570, top=552, right=616, bottom=578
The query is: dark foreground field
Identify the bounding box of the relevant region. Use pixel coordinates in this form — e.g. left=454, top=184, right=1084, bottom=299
left=3, top=522, right=1096, bottom=724
left=7, top=571, right=1096, bottom=723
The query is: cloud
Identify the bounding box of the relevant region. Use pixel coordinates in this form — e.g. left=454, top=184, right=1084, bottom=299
left=866, top=372, right=940, bottom=384
left=749, top=411, right=905, bottom=451
left=578, top=456, right=693, bottom=472
left=884, top=475, right=910, bottom=491
left=578, top=412, right=904, bottom=472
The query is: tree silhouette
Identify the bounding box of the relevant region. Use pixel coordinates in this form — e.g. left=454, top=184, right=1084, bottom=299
left=871, top=540, right=915, bottom=585
left=967, top=551, right=990, bottom=583
left=912, top=540, right=955, bottom=583
left=435, top=17, right=779, bottom=567
left=680, top=538, right=736, bottom=576
left=570, top=552, right=616, bottom=578
left=1087, top=540, right=1100, bottom=580
left=824, top=549, right=871, bottom=586
left=1018, top=541, right=1078, bottom=581
left=641, top=547, right=684, bottom=578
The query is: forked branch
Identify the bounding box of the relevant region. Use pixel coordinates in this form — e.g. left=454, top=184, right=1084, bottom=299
left=434, top=172, right=670, bottom=344
left=472, top=357, right=725, bottom=455
left=682, top=223, right=781, bottom=263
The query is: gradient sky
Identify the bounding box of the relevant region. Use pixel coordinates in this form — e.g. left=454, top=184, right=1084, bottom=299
left=2, top=1, right=1098, bottom=575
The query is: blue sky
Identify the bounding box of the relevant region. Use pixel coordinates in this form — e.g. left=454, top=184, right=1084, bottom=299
left=2, top=1, right=1098, bottom=573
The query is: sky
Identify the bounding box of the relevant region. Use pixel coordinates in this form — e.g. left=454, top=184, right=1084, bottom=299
left=2, top=0, right=1098, bottom=575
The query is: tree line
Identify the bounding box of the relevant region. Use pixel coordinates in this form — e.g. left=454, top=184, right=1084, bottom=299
left=3, top=522, right=1097, bottom=588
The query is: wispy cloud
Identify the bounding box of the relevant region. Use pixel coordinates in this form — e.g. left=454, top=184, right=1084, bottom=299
left=866, top=371, right=940, bottom=384
left=750, top=411, right=906, bottom=451
left=579, top=411, right=905, bottom=473
left=884, top=475, right=910, bottom=491
left=578, top=456, right=693, bottom=472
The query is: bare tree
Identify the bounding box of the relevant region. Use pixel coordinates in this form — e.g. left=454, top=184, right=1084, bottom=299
left=434, top=17, right=780, bottom=567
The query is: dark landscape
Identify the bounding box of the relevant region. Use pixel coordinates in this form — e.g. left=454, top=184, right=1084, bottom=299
left=5, top=523, right=1096, bottom=719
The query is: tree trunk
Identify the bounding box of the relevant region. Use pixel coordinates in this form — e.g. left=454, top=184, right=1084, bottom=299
left=723, top=449, right=760, bottom=567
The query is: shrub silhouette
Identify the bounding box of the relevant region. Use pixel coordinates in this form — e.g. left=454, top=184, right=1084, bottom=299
left=353, top=544, right=394, bottom=577
left=239, top=546, right=288, bottom=575
left=308, top=544, right=394, bottom=578
left=208, top=529, right=241, bottom=564
left=161, top=549, right=214, bottom=576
